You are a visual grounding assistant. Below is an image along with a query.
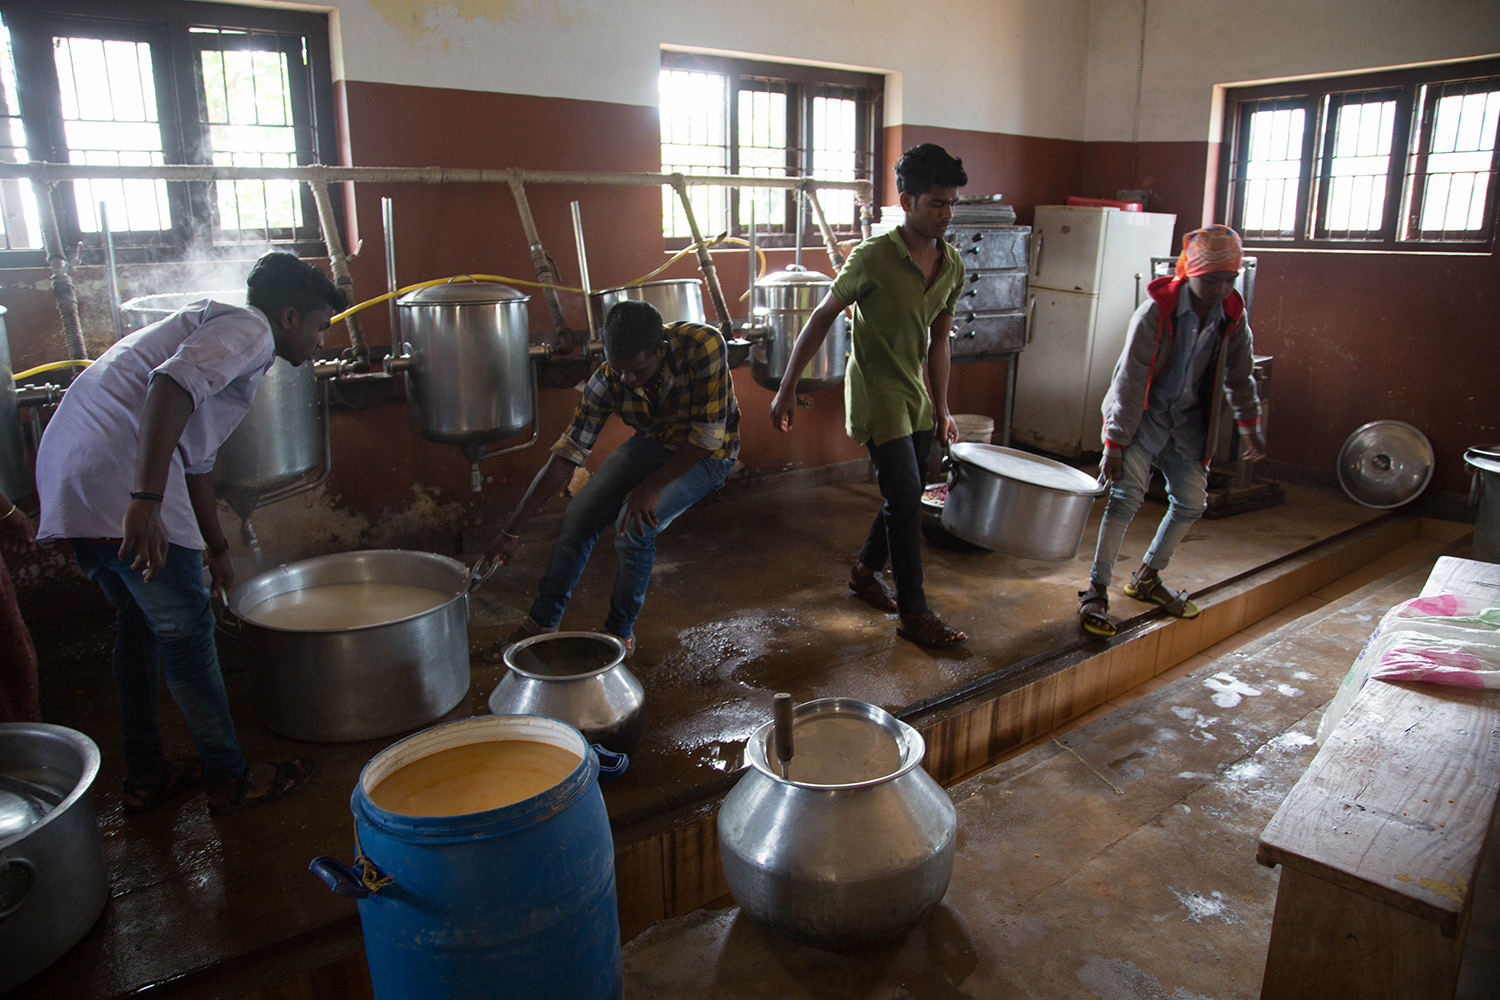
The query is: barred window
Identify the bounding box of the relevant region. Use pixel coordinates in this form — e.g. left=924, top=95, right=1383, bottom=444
left=659, top=51, right=881, bottom=248
left=0, top=0, right=336, bottom=263
left=1222, top=59, right=1500, bottom=251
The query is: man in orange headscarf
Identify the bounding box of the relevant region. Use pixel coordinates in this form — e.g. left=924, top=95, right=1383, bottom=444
left=1076, top=225, right=1265, bottom=637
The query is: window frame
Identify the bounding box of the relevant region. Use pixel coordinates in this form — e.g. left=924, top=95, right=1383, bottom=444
left=0, top=0, right=338, bottom=265
left=1219, top=58, right=1500, bottom=253
left=659, top=50, right=882, bottom=249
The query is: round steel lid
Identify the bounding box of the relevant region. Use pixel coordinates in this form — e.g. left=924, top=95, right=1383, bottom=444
left=1465, top=446, right=1500, bottom=476
left=1336, top=420, right=1434, bottom=508
left=399, top=281, right=528, bottom=306
left=949, top=442, right=1103, bottom=495
left=758, top=265, right=831, bottom=286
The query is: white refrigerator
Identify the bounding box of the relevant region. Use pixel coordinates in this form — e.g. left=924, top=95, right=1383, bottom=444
left=1011, top=205, right=1177, bottom=457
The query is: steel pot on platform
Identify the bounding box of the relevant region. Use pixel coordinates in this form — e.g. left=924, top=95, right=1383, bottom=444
left=717, top=698, right=956, bottom=951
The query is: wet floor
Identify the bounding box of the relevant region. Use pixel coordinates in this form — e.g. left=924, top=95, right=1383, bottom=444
left=9, top=473, right=1420, bottom=997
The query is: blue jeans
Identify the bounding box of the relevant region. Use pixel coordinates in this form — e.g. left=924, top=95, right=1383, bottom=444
left=529, top=436, right=733, bottom=640
left=1089, top=440, right=1208, bottom=587
left=72, top=540, right=246, bottom=784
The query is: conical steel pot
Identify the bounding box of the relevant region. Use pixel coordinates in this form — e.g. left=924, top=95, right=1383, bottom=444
left=748, top=266, right=847, bottom=393
left=488, top=632, right=644, bottom=756
left=717, top=698, right=956, bottom=951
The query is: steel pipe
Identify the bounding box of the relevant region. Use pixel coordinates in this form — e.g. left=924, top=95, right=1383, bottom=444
left=307, top=170, right=368, bottom=369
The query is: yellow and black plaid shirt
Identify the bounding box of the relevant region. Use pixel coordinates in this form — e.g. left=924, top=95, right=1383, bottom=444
left=551, top=321, right=740, bottom=466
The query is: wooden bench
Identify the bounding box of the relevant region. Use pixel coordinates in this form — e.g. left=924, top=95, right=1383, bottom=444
left=1257, top=556, right=1500, bottom=999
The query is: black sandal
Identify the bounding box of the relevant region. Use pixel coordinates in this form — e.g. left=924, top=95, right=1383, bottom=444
left=848, top=569, right=898, bottom=613
left=207, top=759, right=315, bottom=815
left=1078, top=585, right=1116, bottom=638
left=897, top=610, right=968, bottom=648
left=122, top=757, right=202, bottom=815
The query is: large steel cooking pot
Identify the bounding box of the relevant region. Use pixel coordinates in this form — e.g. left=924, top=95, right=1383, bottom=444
left=398, top=282, right=533, bottom=449
left=942, top=442, right=1104, bottom=559
left=749, top=265, right=848, bottom=393
left=587, top=278, right=705, bottom=333
left=1466, top=446, right=1500, bottom=563
left=229, top=550, right=476, bottom=742
left=121, top=292, right=319, bottom=498
left=488, top=632, right=644, bottom=756
left=0, top=306, right=29, bottom=502
left=717, top=698, right=956, bottom=951
left=0, top=723, right=108, bottom=993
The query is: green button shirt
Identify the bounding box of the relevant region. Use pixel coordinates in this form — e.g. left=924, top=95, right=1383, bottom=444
left=830, top=228, right=964, bottom=447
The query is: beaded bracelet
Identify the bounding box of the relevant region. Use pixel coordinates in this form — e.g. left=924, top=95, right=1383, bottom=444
left=130, top=491, right=165, bottom=502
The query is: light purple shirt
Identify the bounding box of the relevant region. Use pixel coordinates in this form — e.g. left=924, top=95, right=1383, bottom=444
left=36, top=299, right=276, bottom=549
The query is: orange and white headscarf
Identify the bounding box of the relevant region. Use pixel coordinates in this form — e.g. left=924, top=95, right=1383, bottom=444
left=1174, top=225, right=1243, bottom=278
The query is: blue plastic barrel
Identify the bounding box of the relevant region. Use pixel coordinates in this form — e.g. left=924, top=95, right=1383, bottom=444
left=311, top=715, right=623, bottom=1000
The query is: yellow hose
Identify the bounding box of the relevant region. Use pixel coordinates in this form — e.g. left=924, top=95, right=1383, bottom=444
left=328, top=235, right=771, bottom=325
left=14, top=358, right=92, bottom=380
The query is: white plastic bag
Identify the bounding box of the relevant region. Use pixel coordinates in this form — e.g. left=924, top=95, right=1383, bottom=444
left=1317, top=594, right=1500, bottom=744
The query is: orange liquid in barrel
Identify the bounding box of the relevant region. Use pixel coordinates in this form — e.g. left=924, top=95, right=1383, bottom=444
left=369, top=740, right=581, bottom=816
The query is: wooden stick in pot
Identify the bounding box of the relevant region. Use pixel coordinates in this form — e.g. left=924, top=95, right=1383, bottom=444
left=773, top=692, right=795, bottom=779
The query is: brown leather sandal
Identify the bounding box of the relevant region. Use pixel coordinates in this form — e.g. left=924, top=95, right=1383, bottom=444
left=848, top=570, right=898, bottom=613
left=897, top=610, right=968, bottom=648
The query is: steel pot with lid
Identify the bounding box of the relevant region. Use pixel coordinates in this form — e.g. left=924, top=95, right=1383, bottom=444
left=942, top=442, right=1104, bottom=559
left=487, top=632, right=645, bottom=756
left=748, top=265, right=848, bottom=393
left=717, top=698, right=956, bottom=950
left=587, top=278, right=706, bottom=332
left=1465, top=446, right=1500, bottom=563
left=398, top=281, right=533, bottom=449
left=229, top=549, right=478, bottom=742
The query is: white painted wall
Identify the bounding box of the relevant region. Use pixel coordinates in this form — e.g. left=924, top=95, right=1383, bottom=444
left=1084, top=0, right=1500, bottom=143
left=326, top=0, right=1091, bottom=137
left=308, top=0, right=1500, bottom=141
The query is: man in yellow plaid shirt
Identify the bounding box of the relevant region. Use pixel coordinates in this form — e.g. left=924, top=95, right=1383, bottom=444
left=484, top=300, right=739, bottom=659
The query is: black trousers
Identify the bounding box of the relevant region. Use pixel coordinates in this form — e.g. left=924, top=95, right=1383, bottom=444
left=857, top=429, right=934, bottom=616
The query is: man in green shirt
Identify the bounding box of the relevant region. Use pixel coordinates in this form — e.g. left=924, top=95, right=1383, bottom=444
left=770, top=143, right=969, bottom=647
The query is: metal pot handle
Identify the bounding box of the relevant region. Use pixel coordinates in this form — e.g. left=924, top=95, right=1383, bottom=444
left=592, top=745, right=629, bottom=778
left=308, top=856, right=377, bottom=899
left=0, top=854, right=37, bottom=921
left=467, top=553, right=502, bottom=591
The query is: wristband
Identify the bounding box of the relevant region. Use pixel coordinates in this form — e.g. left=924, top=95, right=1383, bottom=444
left=130, top=491, right=165, bottom=502
left=0, top=503, right=15, bottom=521
left=500, top=528, right=520, bottom=540
left=206, top=538, right=230, bottom=557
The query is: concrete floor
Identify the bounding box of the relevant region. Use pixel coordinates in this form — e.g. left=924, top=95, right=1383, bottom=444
left=9, top=471, right=1487, bottom=998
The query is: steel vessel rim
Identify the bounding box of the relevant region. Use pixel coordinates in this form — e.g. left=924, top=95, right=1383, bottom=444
left=591, top=278, right=703, bottom=296
left=743, top=697, right=924, bottom=789
left=228, top=548, right=468, bottom=631
left=353, top=714, right=597, bottom=836
left=949, top=442, right=1104, bottom=496
left=501, top=630, right=628, bottom=681
left=0, top=722, right=101, bottom=851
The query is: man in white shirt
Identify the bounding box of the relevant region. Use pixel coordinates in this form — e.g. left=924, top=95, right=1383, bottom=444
left=36, top=252, right=344, bottom=814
